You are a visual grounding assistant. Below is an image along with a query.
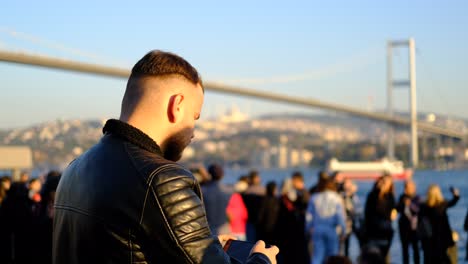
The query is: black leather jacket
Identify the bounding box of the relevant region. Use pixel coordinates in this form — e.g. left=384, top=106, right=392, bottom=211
left=53, top=119, right=270, bottom=264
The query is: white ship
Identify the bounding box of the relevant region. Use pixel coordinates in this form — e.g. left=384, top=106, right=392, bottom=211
left=327, top=158, right=412, bottom=181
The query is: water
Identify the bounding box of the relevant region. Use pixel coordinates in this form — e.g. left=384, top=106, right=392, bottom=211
left=223, top=168, right=468, bottom=263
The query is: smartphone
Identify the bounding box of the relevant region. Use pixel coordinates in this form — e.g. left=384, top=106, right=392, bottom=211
left=223, top=240, right=256, bottom=262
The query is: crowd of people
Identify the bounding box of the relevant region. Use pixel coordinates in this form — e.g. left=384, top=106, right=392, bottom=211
left=0, top=171, right=61, bottom=264
left=0, top=167, right=465, bottom=264
left=0, top=49, right=466, bottom=264
left=195, top=164, right=466, bottom=264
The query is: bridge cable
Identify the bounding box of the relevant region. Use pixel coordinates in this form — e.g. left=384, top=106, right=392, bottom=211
left=415, top=48, right=452, bottom=118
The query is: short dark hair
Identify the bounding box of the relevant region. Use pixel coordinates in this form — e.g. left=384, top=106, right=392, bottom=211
left=239, top=175, right=248, bottom=183
left=208, top=164, right=224, bottom=181
left=318, top=170, right=329, bottom=181
left=266, top=181, right=277, bottom=197
left=291, top=171, right=303, bottom=180
left=248, top=170, right=260, bottom=185
left=29, top=178, right=40, bottom=185
left=0, top=175, right=11, bottom=183
left=318, top=178, right=337, bottom=192
left=122, top=50, right=203, bottom=116
left=130, top=50, right=202, bottom=86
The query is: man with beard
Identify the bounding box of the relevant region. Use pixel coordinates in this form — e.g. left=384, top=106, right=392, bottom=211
left=53, top=50, right=278, bottom=264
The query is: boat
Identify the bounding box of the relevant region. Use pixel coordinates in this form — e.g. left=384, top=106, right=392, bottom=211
left=327, top=158, right=412, bottom=181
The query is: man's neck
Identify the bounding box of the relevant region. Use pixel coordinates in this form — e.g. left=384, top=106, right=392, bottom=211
left=120, top=116, right=167, bottom=148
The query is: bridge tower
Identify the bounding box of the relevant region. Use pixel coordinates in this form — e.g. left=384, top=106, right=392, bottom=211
left=387, top=38, right=418, bottom=168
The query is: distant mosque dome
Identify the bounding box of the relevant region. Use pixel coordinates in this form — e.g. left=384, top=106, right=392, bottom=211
left=220, top=106, right=249, bottom=123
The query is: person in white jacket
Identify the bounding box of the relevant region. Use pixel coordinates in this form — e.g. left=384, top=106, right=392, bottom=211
left=306, top=178, right=346, bottom=264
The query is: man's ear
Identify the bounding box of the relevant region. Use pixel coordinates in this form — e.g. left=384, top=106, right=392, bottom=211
left=168, top=94, right=184, bottom=123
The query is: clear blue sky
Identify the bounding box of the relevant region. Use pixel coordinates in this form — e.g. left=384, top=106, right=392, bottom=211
left=1, top=0, right=467, bottom=129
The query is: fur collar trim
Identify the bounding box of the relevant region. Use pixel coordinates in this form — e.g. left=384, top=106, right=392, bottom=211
left=102, top=119, right=163, bottom=156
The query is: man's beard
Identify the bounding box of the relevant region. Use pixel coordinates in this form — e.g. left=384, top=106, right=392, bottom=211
left=163, top=128, right=192, bottom=162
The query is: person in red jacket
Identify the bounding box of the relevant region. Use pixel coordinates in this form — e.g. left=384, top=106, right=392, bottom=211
left=227, top=178, right=249, bottom=241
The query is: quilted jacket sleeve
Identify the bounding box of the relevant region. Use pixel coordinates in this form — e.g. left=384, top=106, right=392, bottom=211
left=147, top=166, right=228, bottom=263
left=143, top=166, right=271, bottom=264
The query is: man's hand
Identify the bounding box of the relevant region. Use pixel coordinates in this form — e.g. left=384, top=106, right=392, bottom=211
left=250, top=240, right=279, bottom=264
left=218, top=234, right=237, bottom=248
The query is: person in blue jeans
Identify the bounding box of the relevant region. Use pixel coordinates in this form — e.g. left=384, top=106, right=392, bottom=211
left=306, top=178, right=346, bottom=264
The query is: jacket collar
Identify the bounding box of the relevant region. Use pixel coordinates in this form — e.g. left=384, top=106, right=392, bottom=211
left=102, top=119, right=163, bottom=156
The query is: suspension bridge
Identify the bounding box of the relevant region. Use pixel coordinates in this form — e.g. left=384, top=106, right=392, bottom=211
left=0, top=41, right=465, bottom=168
